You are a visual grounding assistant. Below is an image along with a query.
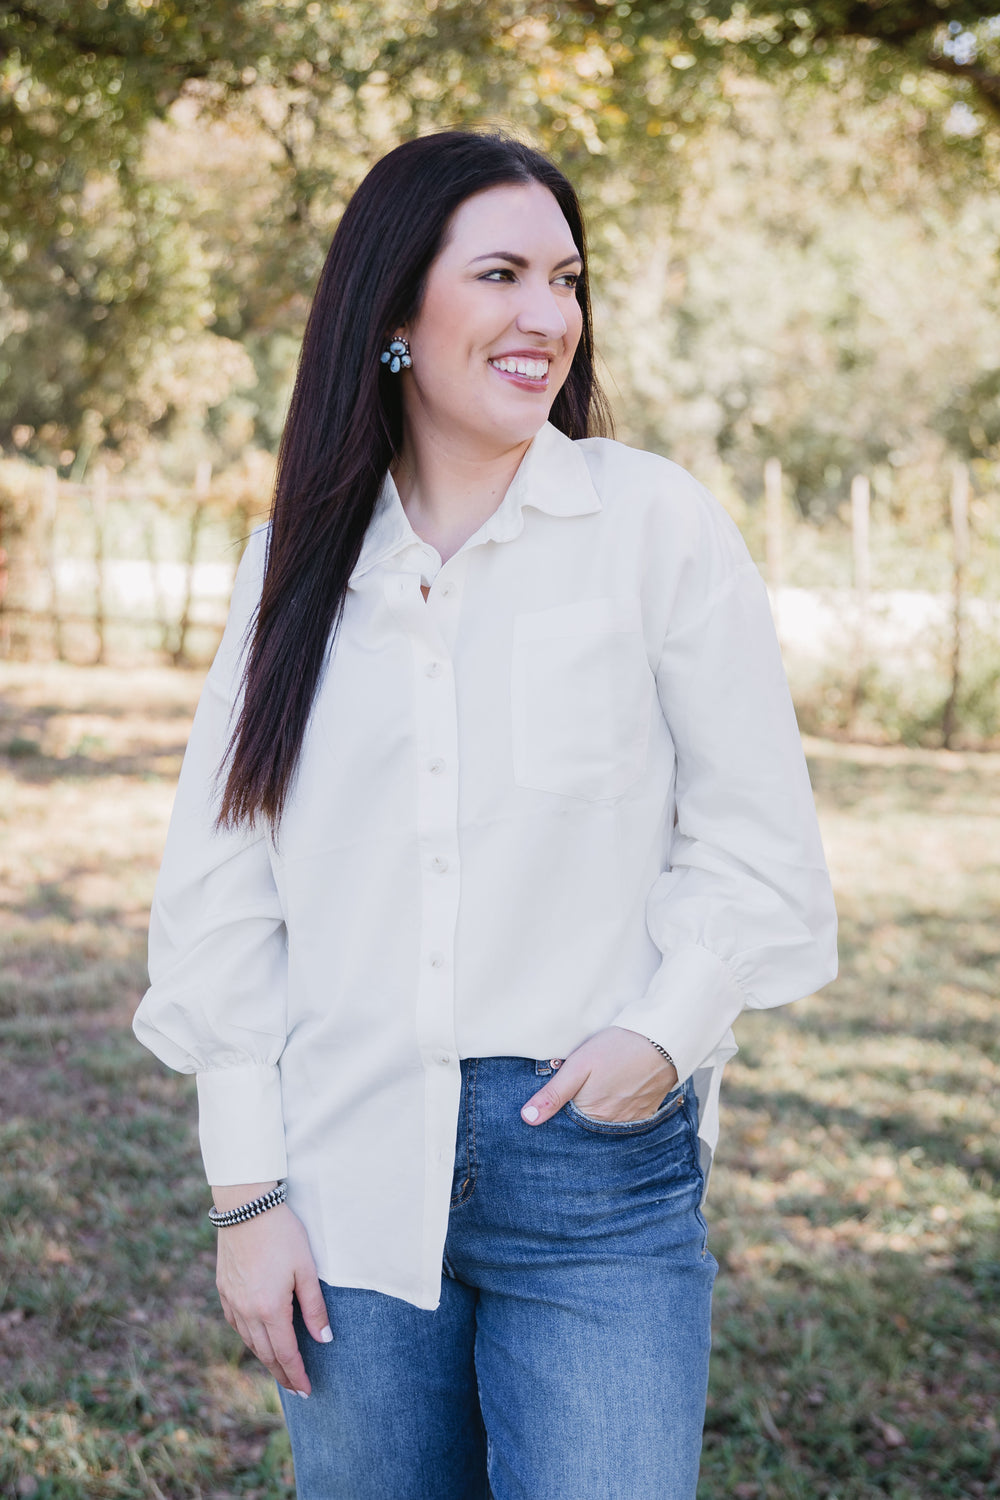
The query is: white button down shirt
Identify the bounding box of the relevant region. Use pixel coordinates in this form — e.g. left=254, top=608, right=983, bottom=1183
left=133, top=421, right=837, bottom=1311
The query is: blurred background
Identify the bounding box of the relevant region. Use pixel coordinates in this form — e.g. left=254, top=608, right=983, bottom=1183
left=1, top=4, right=998, bottom=1498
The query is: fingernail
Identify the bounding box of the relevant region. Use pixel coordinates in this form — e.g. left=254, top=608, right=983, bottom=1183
left=320, top=1325, right=333, bottom=1344
left=296, top=1390, right=309, bottom=1400
left=521, top=1105, right=539, bottom=1123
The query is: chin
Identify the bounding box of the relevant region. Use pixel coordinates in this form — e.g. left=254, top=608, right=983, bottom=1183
left=490, top=419, right=550, bottom=454
left=479, top=400, right=556, bottom=450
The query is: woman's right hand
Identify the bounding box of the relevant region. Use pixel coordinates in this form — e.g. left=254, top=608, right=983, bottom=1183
left=212, top=1182, right=332, bottom=1397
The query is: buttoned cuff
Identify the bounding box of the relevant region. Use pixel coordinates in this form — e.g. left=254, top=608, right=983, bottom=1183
left=612, top=945, right=747, bottom=1084
left=196, top=1064, right=288, bottom=1186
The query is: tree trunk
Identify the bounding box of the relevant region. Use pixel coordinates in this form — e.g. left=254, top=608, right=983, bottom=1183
left=173, top=461, right=212, bottom=666
left=91, top=464, right=108, bottom=665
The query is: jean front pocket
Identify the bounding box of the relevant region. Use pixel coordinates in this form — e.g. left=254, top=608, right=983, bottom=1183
left=563, top=1085, right=687, bottom=1137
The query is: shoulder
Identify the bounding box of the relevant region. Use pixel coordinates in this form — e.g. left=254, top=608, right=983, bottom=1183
left=240, top=521, right=271, bottom=569
left=574, top=434, right=685, bottom=493
left=205, top=524, right=269, bottom=685
left=230, top=523, right=270, bottom=604
left=573, top=435, right=751, bottom=570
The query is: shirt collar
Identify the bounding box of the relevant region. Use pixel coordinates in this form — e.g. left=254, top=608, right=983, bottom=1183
left=348, top=421, right=602, bottom=586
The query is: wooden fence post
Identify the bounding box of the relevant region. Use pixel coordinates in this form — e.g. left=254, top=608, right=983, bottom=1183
left=42, top=467, right=65, bottom=660
left=849, top=473, right=871, bottom=728
left=941, top=461, right=970, bottom=750
left=91, top=463, right=109, bottom=664
left=851, top=473, right=871, bottom=605
left=0, top=501, right=8, bottom=658
left=173, top=460, right=212, bottom=666
left=143, top=500, right=171, bottom=654
left=764, top=457, right=784, bottom=636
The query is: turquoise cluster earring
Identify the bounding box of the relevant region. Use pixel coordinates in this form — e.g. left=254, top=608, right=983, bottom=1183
left=380, top=334, right=412, bottom=374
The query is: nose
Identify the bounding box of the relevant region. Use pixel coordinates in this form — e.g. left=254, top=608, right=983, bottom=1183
left=515, top=277, right=570, bottom=341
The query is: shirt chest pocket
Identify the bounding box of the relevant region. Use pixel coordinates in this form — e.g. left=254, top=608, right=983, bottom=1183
left=510, top=597, right=655, bottom=800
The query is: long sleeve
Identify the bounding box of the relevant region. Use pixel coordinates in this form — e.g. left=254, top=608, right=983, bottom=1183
left=613, top=489, right=838, bottom=1082
left=132, top=528, right=290, bottom=1185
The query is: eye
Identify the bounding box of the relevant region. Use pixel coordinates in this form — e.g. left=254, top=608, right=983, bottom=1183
left=479, top=268, right=518, bottom=282
left=554, top=272, right=580, bottom=289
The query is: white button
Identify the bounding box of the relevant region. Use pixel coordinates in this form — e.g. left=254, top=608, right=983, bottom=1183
left=425, top=661, right=442, bottom=678
left=427, top=757, right=445, bottom=775
left=436, top=1052, right=451, bottom=1066
left=440, top=582, right=457, bottom=598
left=430, top=855, right=449, bottom=873
left=428, top=951, right=445, bottom=968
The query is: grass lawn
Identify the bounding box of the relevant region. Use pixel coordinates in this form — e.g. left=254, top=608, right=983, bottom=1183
left=0, top=661, right=997, bottom=1500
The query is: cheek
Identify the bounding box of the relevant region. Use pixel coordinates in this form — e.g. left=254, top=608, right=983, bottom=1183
left=411, top=310, right=480, bottom=378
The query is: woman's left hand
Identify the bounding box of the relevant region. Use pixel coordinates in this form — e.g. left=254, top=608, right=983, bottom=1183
left=520, top=1025, right=678, bottom=1125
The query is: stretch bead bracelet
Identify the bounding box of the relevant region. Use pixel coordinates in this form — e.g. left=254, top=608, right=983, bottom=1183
left=208, top=1180, right=288, bottom=1229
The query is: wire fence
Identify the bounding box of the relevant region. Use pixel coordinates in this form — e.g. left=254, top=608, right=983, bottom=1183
left=1, top=455, right=997, bottom=747
left=0, top=459, right=265, bottom=668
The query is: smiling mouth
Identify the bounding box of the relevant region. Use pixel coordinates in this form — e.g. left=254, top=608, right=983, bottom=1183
left=488, top=357, right=550, bottom=382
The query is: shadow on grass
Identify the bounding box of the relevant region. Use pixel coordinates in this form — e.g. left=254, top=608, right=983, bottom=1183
left=806, top=748, right=1000, bottom=818
left=702, top=1236, right=999, bottom=1500
left=0, top=679, right=196, bottom=783
left=1, top=677, right=998, bottom=1499
left=0, top=742, right=191, bottom=783
left=0, top=897, right=150, bottom=1020
left=722, top=1078, right=995, bottom=1181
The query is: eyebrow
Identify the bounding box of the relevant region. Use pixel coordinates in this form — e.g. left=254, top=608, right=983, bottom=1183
left=468, top=251, right=583, bottom=271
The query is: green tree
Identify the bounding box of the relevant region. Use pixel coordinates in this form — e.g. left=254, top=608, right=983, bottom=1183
left=3, top=0, right=1000, bottom=468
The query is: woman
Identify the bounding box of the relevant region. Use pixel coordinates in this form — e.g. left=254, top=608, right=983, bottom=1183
left=134, top=130, right=837, bottom=1499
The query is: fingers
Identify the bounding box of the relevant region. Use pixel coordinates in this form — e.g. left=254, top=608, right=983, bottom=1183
left=520, top=1058, right=590, bottom=1125
left=262, top=1315, right=312, bottom=1397
left=222, top=1294, right=312, bottom=1396
left=296, top=1267, right=333, bottom=1347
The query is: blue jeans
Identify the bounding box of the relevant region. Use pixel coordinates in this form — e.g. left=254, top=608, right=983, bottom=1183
left=279, top=1056, right=717, bottom=1499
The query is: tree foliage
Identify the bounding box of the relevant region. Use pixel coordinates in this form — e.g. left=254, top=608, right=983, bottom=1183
left=4, top=1, right=1000, bottom=183
left=2, top=0, right=1000, bottom=494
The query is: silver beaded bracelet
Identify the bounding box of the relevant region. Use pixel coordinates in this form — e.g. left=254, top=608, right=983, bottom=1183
left=208, top=1180, right=288, bottom=1229
left=644, top=1037, right=676, bottom=1070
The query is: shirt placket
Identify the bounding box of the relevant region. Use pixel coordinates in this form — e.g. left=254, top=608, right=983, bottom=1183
left=384, top=552, right=470, bottom=1294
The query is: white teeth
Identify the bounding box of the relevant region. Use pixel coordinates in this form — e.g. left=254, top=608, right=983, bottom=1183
left=490, top=357, right=549, bottom=380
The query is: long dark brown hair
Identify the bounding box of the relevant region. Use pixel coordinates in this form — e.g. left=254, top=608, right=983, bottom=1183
left=218, top=129, right=613, bottom=830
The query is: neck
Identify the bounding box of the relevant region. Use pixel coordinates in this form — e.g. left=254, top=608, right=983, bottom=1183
left=392, top=420, right=538, bottom=556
